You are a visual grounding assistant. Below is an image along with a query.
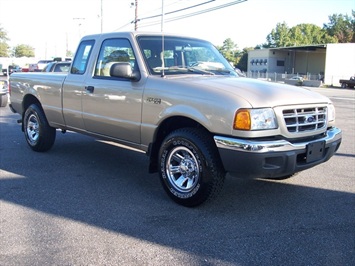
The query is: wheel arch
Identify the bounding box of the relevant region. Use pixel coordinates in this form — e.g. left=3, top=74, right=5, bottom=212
left=148, top=115, right=213, bottom=173
left=21, top=94, right=43, bottom=131
left=22, top=94, right=43, bottom=113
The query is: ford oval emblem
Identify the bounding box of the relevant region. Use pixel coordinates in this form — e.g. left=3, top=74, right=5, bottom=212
left=304, top=115, right=315, bottom=123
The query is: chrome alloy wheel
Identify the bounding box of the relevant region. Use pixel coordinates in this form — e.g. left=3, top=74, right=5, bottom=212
left=26, top=113, right=40, bottom=144
left=166, top=146, right=200, bottom=193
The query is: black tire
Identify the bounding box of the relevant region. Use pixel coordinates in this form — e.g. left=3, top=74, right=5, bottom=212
left=23, top=104, right=56, bottom=152
left=0, top=94, right=8, bottom=107
left=341, top=83, right=347, bottom=89
left=158, top=128, right=225, bottom=207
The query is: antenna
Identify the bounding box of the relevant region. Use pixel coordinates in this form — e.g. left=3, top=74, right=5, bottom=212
left=161, top=0, right=164, bottom=32
left=161, top=0, right=165, bottom=77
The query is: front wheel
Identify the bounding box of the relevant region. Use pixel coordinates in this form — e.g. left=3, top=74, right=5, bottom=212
left=159, top=128, right=225, bottom=207
left=23, top=104, right=56, bottom=152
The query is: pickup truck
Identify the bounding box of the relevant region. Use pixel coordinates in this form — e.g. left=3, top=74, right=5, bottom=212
left=339, top=76, right=355, bottom=88
left=9, top=31, right=342, bottom=207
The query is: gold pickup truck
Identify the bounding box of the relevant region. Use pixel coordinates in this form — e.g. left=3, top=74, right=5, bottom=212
left=9, top=32, right=342, bottom=207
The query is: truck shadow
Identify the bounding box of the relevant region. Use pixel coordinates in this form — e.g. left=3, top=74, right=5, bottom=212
left=1, top=127, right=354, bottom=265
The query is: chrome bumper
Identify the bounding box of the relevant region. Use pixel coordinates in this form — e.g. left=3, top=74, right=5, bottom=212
left=214, top=127, right=342, bottom=153
left=213, top=127, right=342, bottom=178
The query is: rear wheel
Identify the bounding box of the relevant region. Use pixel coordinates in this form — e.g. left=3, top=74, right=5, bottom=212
left=23, top=104, right=56, bottom=152
left=341, top=83, right=347, bottom=88
left=159, top=128, right=225, bottom=207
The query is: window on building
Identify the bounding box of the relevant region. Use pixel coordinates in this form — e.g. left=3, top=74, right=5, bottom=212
left=276, top=60, right=285, bottom=67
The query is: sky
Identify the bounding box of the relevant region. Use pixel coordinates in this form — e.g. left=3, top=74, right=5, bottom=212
left=0, top=0, right=354, bottom=59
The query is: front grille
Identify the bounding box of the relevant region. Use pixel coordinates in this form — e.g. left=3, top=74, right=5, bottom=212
left=283, top=106, right=327, bottom=133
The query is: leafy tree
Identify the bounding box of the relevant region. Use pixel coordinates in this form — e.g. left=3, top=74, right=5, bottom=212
left=235, top=47, right=254, bottom=72
left=323, top=10, right=355, bottom=43
left=217, top=38, right=238, bottom=63
left=66, top=50, right=74, bottom=57
left=264, top=22, right=337, bottom=48
left=265, top=22, right=292, bottom=47
left=289, top=23, right=337, bottom=45
left=13, top=44, right=35, bottom=57
left=0, top=25, right=10, bottom=57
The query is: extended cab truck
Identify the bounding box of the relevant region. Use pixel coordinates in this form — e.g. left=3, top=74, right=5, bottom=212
left=9, top=32, right=342, bottom=207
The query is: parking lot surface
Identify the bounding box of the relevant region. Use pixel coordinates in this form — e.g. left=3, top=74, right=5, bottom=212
left=0, top=80, right=354, bottom=265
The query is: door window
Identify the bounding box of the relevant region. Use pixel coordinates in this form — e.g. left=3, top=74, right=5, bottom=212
left=94, top=38, right=136, bottom=77
left=71, top=40, right=95, bottom=74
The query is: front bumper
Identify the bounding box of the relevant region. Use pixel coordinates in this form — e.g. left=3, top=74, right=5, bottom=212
left=214, top=127, right=342, bottom=178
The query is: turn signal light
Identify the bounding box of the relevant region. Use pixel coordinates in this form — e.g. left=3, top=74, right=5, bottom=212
left=234, top=109, right=251, bottom=130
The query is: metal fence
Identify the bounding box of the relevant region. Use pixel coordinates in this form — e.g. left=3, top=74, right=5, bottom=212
left=246, top=72, right=322, bottom=82
left=245, top=71, right=349, bottom=87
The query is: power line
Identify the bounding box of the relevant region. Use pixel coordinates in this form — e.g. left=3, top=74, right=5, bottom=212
left=115, top=0, right=247, bottom=31
left=136, top=0, right=216, bottom=22
left=140, top=0, right=247, bottom=29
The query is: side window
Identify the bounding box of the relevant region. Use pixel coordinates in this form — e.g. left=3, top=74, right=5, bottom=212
left=71, top=40, right=95, bottom=74
left=94, top=38, right=136, bottom=77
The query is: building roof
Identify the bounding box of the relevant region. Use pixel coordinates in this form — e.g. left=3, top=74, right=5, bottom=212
left=269, top=44, right=327, bottom=52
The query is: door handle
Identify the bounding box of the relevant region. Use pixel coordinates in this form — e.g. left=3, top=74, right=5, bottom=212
left=85, top=86, right=94, bottom=93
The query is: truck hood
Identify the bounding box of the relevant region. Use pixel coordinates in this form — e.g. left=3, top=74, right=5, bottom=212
left=170, top=76, right=331, bottom=107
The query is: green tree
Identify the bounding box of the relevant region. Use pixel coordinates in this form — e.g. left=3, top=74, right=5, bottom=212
left=66, top=50, right=74, bottom=57
left=265, top=22, right=292, bottom=47
left=217, top=38, right=238, bottom=63
left=264, top=22, right=337, bottom=48
left=13, top=44, right=35, bottom=57
left=235, top=47, right=254, bottom=72
left=0, top=25, right=10, bottom=57
left=289, top=23, right=337, bottom=45
left=323, top=10, right=355, bottom=43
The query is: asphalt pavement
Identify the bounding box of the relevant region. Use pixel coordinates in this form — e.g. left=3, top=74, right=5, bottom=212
left=0, top=79, right=354, bottom=265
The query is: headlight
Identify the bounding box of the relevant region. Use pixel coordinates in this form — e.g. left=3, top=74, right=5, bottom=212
left=327, top=103, right=335, bottom=122
left=234, top=108, right=277, bottom=130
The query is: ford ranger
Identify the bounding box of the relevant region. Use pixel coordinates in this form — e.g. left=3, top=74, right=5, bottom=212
left=9, top=32, right=342, bottom=207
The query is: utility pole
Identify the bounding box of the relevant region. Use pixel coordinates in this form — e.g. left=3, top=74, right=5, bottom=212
left=100, top=0, right=103, bottom=33
left=73, top=18, right=85, bottom=38
left=66, top=32, right=69, bottom=56
left=134, top=0, right=138, bottom=30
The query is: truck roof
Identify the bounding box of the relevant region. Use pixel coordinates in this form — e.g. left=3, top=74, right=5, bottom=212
left=80, top=31, right=207, bottom=42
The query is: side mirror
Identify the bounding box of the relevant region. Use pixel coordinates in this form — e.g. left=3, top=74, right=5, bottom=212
left=110, top=62, right=140, bottom=81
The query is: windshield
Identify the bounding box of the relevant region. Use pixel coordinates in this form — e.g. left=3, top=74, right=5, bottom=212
left=137, top=35, right=238, bottom=76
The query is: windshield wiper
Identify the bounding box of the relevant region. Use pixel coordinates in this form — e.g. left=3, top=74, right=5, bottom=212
left=211, top=69, right=232, bottom=75
left=187, top=67, right=215, bottom=75
left=152, top=66, right=215, bottom=75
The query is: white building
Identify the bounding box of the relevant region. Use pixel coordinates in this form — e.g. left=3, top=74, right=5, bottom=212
left=248, top=43, right=355, bottom=87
